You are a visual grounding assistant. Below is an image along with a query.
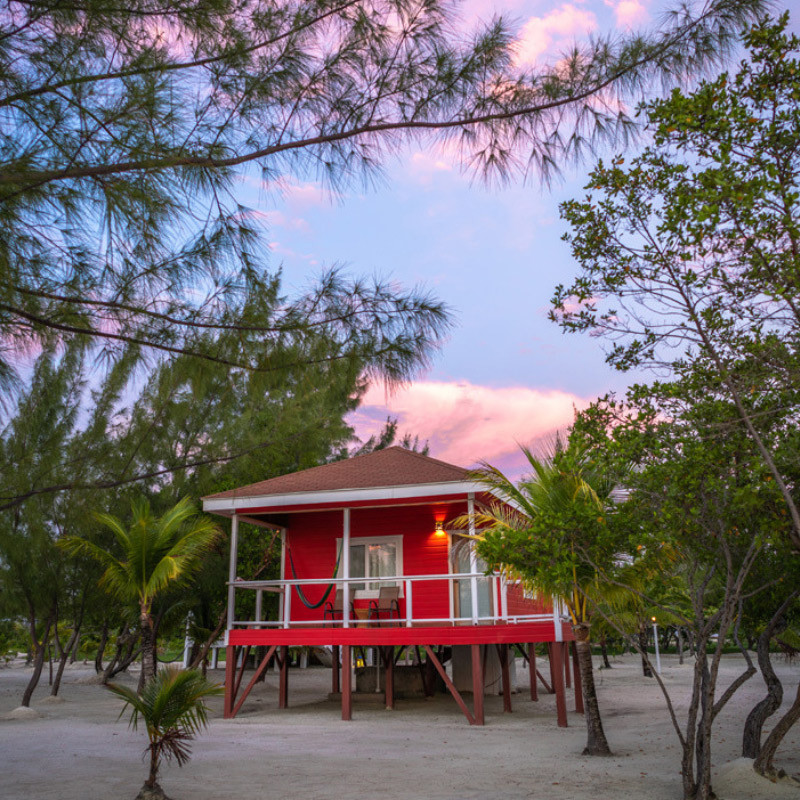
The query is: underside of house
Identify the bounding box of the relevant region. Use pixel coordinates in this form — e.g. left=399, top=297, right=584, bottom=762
left=202, top=447, right=581, bottom=725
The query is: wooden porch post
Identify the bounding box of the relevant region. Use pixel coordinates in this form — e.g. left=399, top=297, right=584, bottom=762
left=467, top=494, right=479, bottom=624
left=572, top=642, right=584, bottom=714
left=564, top=640, right=572, bottom=689
left=384, top=647, right=395, bottom=710
left=223, top=644, right=236, bottom=718
left=529, top=643, right=538, bottom=701
left=471, top=644, right=484, bottom=726
left=226, top=514, right=239, bottom=632
left=342, top=644, right=352, bottom=721
left=549, top=643, right=568, bottom=728
left=497, top=644, right=512, bottom=713
left=342, top=509, right=351, bottom=629
left=278, top=645, right=289, bottom=709
left=332, top=645, right=340, bottom=694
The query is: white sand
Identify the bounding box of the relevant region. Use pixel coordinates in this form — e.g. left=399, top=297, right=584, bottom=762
left=0, top=654, right=798, bottom=800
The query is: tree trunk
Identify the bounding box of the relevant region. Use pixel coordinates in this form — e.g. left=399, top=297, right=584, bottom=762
left=52, top=624, right=82, bottom=697
left=69, top=632, right=81, bottom=664
left=188, top=611, right=226, bottom=671
left=678, top=628, right=684, bottom=665
left=21, top=612, right=54, bottom=707
left=742, top=591, right=797, bottom=759
left=139, top=610, right=156, bottom=690
left=94, top=620, right=109, bottom=674
left=639, top=627, right=653, bottom=677
left=600, top=636, right=611, bottom=669
left=573, top=623, right=612, bottom=756
left=753, top=679, right=800, bottom=778
left=103, top=632, right=142, bottom=684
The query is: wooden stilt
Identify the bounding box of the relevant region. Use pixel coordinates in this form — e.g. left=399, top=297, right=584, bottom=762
left=413, top=645, right=431, bottom=696
left=571, top=641, right=584, bottom=714
left=223, top=644, right=235, bottom=719
left=232, top=645, right=251, bottom=701
left=384, top=647, right=395, bottom=710
left=471, top=644, right=484, bottom=726
left=550, top=642, right=568, bottom=728
left=342, top=644, right=352, bottom=721
left=424, top=654, right=436, bottom=697
left=424, top=645, right=475, bottom=725
left=231, top=645, right=278, bottom=718
left=529, top=643, right=538, bottom=701
left=278, top=645, right=289, bottom=709
left=564, top=641, right=572, bottom=689
left=497, top=644, right=512, bottom=713
left=332, top=645, right=340, bottom=694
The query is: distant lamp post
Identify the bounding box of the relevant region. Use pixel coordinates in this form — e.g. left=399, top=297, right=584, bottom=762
left=652, top=616, right=662, bottom=674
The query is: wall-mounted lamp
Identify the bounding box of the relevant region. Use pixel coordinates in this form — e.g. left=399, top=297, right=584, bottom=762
left=434, top=521, right=444, bottom=534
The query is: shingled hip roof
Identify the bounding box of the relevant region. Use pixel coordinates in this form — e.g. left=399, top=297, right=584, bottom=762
left=203, top=446, right=473, bottom=501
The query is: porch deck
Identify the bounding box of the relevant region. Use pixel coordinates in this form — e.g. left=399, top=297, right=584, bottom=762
left=223, top=573, right=578, bottom=726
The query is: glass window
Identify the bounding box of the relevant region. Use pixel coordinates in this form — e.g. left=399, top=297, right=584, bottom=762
left=350, top=544, right=366, bottom=591
left=367, top=542, right=397, bottom=590
left=341, top=536, right=402, bottom=597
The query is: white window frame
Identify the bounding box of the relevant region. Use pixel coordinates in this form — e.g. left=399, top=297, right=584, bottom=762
left=337, top=534, right=404, bottom=599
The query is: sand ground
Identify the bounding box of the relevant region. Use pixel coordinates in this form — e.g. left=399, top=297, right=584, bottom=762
left=1, top=653, right=798, bottom=800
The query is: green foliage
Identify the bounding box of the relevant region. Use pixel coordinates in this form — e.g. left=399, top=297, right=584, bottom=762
left=108, top=667, right=223, bottom=787
left=0, top=0, right=769, bottom=385
left=467, top=439, right=625, bottom=627
left=62, top=498, right=221, bottom=616
left=555, top=13, right=800, bottom=553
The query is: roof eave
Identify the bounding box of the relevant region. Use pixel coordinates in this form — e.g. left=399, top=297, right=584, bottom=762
left=202, top=480, right=493, bottom=515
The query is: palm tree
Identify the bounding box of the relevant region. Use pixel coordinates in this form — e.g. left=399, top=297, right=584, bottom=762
left=63, top=498, right=221, bottom=685
left=108, top=666, right=223, bottom=800
left=465, top=440, right=620, bottom=756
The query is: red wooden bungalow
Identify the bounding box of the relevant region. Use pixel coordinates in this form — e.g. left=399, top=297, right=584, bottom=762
left=202, top=447, right=580, bottom=725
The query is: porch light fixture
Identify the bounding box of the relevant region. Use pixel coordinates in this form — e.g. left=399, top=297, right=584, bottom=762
left=434, top=521, right=444, bottom=534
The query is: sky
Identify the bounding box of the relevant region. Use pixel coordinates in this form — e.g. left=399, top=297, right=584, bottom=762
left=233, top=0, right=787, bottom=477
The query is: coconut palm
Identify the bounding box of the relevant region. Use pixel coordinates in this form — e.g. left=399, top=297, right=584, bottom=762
left=62, top=498, right=221, bottom=685
left=108, top=666, right=223, bottom=800
left=464, top=440, right=621, bottom=756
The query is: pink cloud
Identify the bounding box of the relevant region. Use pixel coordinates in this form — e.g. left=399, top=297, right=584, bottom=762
left=514, top=4, right=598, bottom=66
left=350, top=379, right=592, bottom=479
left=606, top=0, right=649, bottom=28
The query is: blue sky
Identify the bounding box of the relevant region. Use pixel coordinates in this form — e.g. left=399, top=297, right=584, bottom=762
left=234, top=0, right=793, bottom=476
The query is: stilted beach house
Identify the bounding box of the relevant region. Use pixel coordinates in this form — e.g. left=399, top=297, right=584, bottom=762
left=202, top=447, right=580, bottom=725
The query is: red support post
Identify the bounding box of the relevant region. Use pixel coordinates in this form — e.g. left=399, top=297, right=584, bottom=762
left=572, top=642, right=584, bottom=714
left=564, top=641, right=572, bottom=689
left=384, top=647, right=395, bottom=710
left=342, top=644, right=352, bottom=721
left=278, top=645, right=289, bottom=709
left=549, top=642, right=568, bottom=728
left=423, top=645, right=474, bottom=725
left=223, top=645, right=235, bottom=719
left=497, top=644, right=512, bottom=713
left=231, top=645, right=278, bottom=718
left=471, top=644, right=484, bottom=726
left=332, top=645, right=340, bottom=694
left=529, top=643, right=538, bottom=701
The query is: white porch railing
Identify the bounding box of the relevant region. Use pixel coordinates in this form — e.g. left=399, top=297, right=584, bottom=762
left=228, top=572, right=553, bottom=630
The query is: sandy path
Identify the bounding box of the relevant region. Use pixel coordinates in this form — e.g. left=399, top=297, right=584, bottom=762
left=1, top=654, right=798, bottom=800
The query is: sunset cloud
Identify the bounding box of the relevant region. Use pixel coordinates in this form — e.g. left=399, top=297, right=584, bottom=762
left=606, top=0, right=649, bottom=28
left=350, top=379, right=592, bottom=478
left=514, top=4, right=598, bottom=66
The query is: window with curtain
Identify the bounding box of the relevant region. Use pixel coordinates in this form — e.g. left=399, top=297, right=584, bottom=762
left=340, top=535, right=402, bottom=596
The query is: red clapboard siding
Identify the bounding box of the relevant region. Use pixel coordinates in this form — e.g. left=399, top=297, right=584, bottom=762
left=505, top=582, right=552, bottom=616
left=283, top=501, right=468, bottom=623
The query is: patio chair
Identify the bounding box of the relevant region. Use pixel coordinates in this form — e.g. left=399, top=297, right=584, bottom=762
left=367, top=586, right=401, bottom=626
left=323, top=591, right=356, bottom=625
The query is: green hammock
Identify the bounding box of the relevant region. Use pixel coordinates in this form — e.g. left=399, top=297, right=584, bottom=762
left=288, top=542, right=343, bottom=610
